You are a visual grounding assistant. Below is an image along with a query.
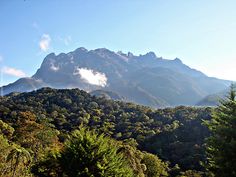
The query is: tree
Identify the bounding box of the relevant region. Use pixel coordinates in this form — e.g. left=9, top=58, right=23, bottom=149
left=0, top=120, right=14, bottom=138
left=32, top=127, right=133, bottom=177
left=117, top=143, right=146, bottom=177
left=0, top=134, right=12, bottom=176
left=14, top=111, right=60, bottom=161
left=6, top=145, right=32, bottom=177
left=205, top=84, right=236, bottom=176
left=141, top=153, right=169, bottom=177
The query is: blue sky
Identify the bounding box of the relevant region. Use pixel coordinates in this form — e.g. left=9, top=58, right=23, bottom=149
left=0, top=0, right=236, bottom=86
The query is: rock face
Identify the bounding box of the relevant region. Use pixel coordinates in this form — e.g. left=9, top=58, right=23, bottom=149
left=1, top=47, right=231, bottom=107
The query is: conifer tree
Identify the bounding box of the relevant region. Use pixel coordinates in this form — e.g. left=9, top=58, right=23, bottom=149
left=32, top=127, right=133, bottom=177
left=60, top=128, right=133, bottom=177
left=205, top=84, right=236, bottom=176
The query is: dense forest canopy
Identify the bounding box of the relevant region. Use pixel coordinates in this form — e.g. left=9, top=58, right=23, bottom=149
left=0, top=88, right=214, bottom=176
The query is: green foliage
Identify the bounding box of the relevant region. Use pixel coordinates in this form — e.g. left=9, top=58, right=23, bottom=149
left=141, top=153, right=169, bottom=177
left=0, top=133, right=12, bottom=176
left=205, top=84, right=236, bottom=176
left=141, top=107, right=211, bottom=171
left=117, top=143, right=146, bottom=176
left=0, top=119, right=14, bottom=138
left=6, top=144, right=32, bottom=177
left=13, top=111, right=61, bottom=159
left=177, top=170, right=204, bottom=177
left=32, top=127, right=133, bottom=177
left=0, top=88, right=215, bottom=176
left=61, top=128, right=133, bottom=177
left=0, top=120, right=32, bottom=177
left=31, top=153, right=63, bottom=177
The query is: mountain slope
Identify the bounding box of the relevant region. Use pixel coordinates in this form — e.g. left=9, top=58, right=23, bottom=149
left=1, top=47, right=231, bottom=107
left=90, top=90, right=124, bottom=100
left=196, top=90, right=228, bottom=106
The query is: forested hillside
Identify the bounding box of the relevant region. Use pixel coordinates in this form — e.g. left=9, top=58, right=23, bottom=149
left=0, top=88, right=213, bottom=176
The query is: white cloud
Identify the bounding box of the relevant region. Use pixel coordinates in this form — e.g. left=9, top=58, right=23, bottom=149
left=2, top=66, right=26, bottom=77
left=39, top=34, right=51, bottom=52
left=50, top=63, right=60, bottom=71
left=74, top=67, right=107, bottom=87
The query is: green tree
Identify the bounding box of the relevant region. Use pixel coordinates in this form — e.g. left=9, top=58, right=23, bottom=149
left=205, top=84, right=236, bottom=176
left=14, top=111, right=60, bottom=161
left=0, top=120, right=14, bottom=138
left=117, top=143, right=146, bottom=177
left=6, top=145, right=32, bottom=177
left=32, top=127, right=133, bottom=177
left=0, top=134, right=12, bottom=176
left=141, top=153, right=169, bottom=177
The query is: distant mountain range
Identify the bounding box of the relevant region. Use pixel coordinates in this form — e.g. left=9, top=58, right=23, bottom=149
left=196, top=90, right=228, bottom=106
left=1, top=47, right=231, bottom=107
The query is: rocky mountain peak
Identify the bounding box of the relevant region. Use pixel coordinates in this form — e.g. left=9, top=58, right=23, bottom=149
left=74, top=47, right=88, bottom=53
left=174, top=57, right=182, bottom=63
left=1, top=47, right=231, bottom=107
left=144, top=51, right=157, bottom=58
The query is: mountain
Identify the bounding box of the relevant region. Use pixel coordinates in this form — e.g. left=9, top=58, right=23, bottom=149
left=196, top=90, right=228, bottom=106
left=1, top=47, right=231, bottom=107
left=90, top=90, right=124, bottom=101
